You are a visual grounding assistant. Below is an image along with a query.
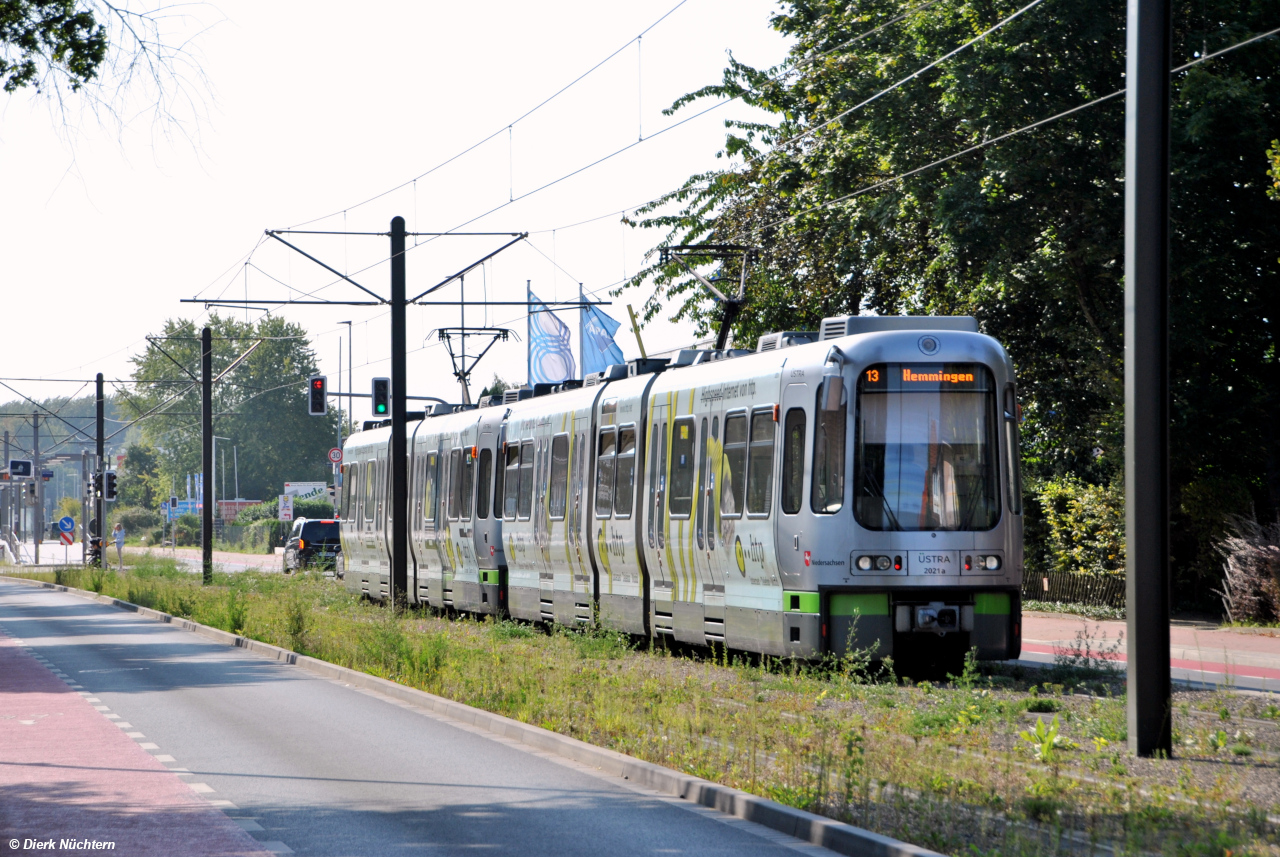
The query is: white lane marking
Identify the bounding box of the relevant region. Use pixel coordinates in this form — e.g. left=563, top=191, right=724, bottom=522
left=93, top=706, right=110, bottom=711
left=104, top=714, right=121, bottom=720
left=233, top=820, right=264, bottom=832
left=125, top=731, right=144, bottom=737
left=259, top=842, right=292, bottom=854
left=207, top=800, right=238, bottom=809
left=153, top=754, right=176, bottom=762
left=188, top=783, right=215, bottom=794
left=137, top=742, right=160, bottom=750
left=85, top=698, right=101, bottom=703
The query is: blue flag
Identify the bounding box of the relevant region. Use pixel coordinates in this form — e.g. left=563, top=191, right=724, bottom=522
left=582, top=303, right=625, bottom=375
left=527, top=291, right=576, bottom=385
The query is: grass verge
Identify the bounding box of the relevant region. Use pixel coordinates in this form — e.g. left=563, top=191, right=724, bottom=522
left=7, top=563, right=1279, bottom=856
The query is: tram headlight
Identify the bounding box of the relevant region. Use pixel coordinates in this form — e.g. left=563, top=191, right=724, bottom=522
left=875, top=556, right=892, bottom=571
left=982, top=555, right=1002, bottom=571
left=856, top=555, right=873, bottom=571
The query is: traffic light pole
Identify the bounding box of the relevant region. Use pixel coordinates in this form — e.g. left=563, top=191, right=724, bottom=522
left=1124, top=0, right=1173, bottom=757
left=95, top=373, right=105, bottom=568
left=202, top=327, right=214, bottom=585
left=390, top=217, right=409, bottom=604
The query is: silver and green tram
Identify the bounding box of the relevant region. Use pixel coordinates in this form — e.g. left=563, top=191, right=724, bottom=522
left=338, top=314, right=1023, bottom=665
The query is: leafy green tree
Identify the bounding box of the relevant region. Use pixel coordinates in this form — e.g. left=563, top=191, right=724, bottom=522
left=117, top=442, right=160, bottom=509
left=0, top=0, right=105, bottom=93
left=127, top=315, right=343, bottom=505
left=630, top=0, right=1280, bottom=607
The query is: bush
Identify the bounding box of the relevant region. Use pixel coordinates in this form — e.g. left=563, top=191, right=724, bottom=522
left=235, top=497, right=334, bottom=524
left=1029, top=477, right=1124, bottom=578
left=111, top=506, right=162, bottom=534
left=1215, top=516, right=1280, bottom=623
left=173, top=513, right=202, bottom=546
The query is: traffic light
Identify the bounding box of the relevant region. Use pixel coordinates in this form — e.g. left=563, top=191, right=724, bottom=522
left=103, top=470, right=118, bottom=502
left=9, top=459, right=32, bottom=478
left=90, top=473, right=102, bottom=497
left=308, top=375, right=327, bottom=415
left=371, top=377, right=390, bottom=416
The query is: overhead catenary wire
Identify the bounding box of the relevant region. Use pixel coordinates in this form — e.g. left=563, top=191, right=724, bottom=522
left=760, top=21, right=1280, bottom=231
left=288, top=0, right=694, bottom=230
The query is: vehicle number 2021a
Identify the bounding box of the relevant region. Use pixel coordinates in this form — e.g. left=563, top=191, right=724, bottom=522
left=913, top=552, right=956, bottom=575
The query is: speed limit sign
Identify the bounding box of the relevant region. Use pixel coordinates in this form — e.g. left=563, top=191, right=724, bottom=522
left=327, top=447, right=343, bottom=464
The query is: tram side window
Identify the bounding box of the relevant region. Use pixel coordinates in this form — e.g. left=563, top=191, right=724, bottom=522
left=1004, top=385, right=1023, bottom=515
left=518, top=440, right=535, bottom=520
left=423, top=454, right=438, bottom=531
left=549, top=434, right=569, bottom=520
left=344, top=463, right=358, bottom=521
left=747, top=409, right=776, bottom=516
left=614, top=426, right=636, bottom=519
left=669, top=418, right=696, bottom=518
left=811, top=378, right=847, bottom=514
left=447, top=448, right=462, bottom=520
left=781, top=408, right=806, bottom=515
left=476, top=448, right=492, bottom=520
left=363, top=460, right=376, bottom=523
left=503, top=444, right=520, bottom=519
left=720, top=413, right=747, bottom=519
left=595, top=428, right=616, bottom=518
left=461, top=447, right=474, bottom=521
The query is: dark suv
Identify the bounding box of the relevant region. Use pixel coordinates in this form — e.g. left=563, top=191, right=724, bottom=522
left=283, top=518, right=342, bottom=573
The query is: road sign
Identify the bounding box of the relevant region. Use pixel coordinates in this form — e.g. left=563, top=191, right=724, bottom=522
left=42, top=470, right=54, bottom=482
left=328, top=447, right=343, bottom=464
left=59, top=531, right=73, bottom=546
left=58, top=516, right=75, bottom=533
left=8, top=459, right=32, bottom=478
left=278, top=494, right=294, bottom=522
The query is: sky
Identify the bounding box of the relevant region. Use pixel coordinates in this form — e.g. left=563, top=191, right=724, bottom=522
left=0, top=0, right=792, bottom=422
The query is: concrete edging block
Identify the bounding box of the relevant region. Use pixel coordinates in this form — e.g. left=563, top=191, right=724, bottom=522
left=0, top=573, right=945, bottom=857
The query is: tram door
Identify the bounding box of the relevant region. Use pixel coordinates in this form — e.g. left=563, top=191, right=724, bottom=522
left=694, top=415, right=725, bottom=628
left=777, top=382, right=811, bottom=582
left=645, top=402, right=671, bottom=596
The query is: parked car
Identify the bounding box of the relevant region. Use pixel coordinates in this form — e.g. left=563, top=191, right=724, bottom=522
left=283, top=518, right=342, bottom=574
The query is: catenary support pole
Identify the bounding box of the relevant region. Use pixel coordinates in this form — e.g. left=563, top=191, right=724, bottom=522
left=32, top=414, right=39, bottom=565
left=1124, top=0, right=1173, bottom=757
left=202, top=327, right=214, bottom=585
left=95, top=374, right=105, bottom=568
left=390, top=217, right=408, bottom=604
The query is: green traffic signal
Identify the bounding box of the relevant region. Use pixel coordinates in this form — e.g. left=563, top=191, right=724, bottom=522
left=375, top=404, right=387, bottom=413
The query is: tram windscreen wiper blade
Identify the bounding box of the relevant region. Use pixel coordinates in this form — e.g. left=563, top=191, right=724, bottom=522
left=859, top=460, right=902, bottom=531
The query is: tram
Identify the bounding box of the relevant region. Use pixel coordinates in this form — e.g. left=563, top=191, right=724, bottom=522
left=339, top=314, right=1023, bottom=666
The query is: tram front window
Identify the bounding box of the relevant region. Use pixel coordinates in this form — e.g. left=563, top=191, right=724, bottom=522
left=855, top=363, right=999, bottom=531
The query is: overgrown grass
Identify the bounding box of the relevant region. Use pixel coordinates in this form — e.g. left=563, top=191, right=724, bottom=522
left=1022, top=599, right=1127, bottom=622
left=5, top=566, right=1278, bottom=856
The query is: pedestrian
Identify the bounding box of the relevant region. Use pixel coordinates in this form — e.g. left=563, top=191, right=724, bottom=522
left=112, top=522, right=125, bottom=572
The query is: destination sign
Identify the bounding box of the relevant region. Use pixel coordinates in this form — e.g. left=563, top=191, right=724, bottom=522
left=860, top=363, right=992, bottom=392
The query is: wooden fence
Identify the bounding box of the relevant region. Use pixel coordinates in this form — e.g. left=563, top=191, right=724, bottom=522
left=1022, top=570, right=1126, bottom=609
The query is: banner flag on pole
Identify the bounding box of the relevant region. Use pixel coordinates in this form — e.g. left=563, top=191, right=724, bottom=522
left=581, top=303, right=625, bottom=376
left=527, top=289, right=576, bottom=385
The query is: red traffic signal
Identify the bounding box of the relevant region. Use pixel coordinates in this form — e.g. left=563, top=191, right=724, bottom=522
left=308, top=375, right=327, bottom=415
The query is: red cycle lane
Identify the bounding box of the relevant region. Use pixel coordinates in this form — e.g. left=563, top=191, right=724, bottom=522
left=0, top=630, right=271, bottom=856
left=1021, top=612, right=1280, bottom=686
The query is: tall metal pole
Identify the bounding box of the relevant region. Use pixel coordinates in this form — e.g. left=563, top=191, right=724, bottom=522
left=3, top=430, right=9, bottom=546
left=201, top=327, right=215, bottom=585
left=1124, top=0, right=1173, bottom=757
left=32, top=414, right=40, bottom=565
left=390, top=217, right=409, bottom=603
left=340, top=321, right=353, bottom=436
left=81, top=450, right=88, bottom=564
left=95, top=374, right=105, bottom=568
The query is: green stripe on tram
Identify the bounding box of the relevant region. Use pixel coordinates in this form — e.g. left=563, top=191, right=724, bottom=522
left=828, top=593, right=890, bottom=617
left=783, top=591, right=820, bottom=613
left=974, top=592, right=1011, bottom=615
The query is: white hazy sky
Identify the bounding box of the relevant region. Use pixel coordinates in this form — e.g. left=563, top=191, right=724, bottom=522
left=0, top=0, right=791, bottom=420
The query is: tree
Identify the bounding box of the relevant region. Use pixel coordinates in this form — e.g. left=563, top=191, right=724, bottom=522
left=480, top=375, right=512, bottom=398
left=117, top=441, right=159, bottom=509
left=127, top=315, right=343, bottom=504
left=0, top=0, right=212, bottom=135
left=630, top=0, right=1280, bottom=608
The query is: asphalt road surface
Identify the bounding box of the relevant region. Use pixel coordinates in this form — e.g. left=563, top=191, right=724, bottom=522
left=0, top=580, right=836, bottom=857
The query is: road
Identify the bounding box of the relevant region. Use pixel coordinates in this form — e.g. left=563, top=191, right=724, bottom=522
left=0, top=580, right=835, bottom=857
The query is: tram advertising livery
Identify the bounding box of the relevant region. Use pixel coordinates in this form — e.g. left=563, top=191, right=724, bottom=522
left=339, top=315, right=1023, bottom=670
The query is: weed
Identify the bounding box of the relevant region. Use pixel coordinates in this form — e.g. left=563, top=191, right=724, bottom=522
left=1019, top=714, right=1076, bottom=762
